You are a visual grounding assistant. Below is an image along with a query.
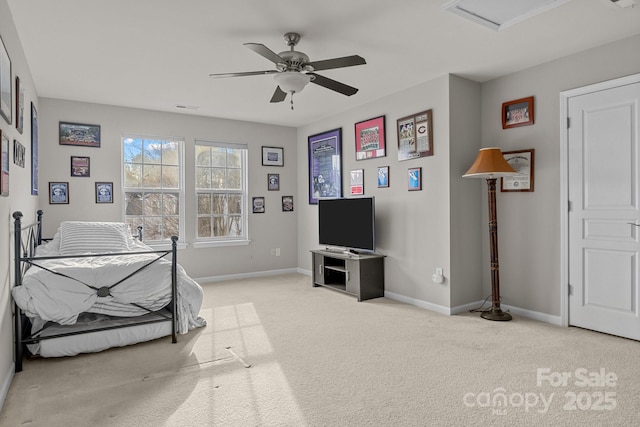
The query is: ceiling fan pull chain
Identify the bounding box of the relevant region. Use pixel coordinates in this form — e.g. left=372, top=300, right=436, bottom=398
left=290, top=92, right=295, bottom=110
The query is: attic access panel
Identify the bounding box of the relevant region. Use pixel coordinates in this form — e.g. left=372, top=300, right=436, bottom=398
left=442, top=0, right=572, bottom=31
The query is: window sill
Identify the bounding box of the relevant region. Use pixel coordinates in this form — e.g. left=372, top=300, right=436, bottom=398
left=192, top=239, right=250, bottom=249
left=144, top=241, right=188, bottom=251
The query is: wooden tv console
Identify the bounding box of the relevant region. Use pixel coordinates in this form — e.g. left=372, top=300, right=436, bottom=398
left=311, top=249, right=385, bottom=301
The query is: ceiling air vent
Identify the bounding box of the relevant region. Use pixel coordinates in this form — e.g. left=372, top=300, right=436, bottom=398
left=442, top=0, right=572, bottom=31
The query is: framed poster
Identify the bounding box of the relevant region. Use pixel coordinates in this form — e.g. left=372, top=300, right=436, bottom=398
left=49, top=182, right=69, bottom=204
left=0, top=34, right=11, bottom=125
left=31, top=103, right=38, bottom=195
left=13, top=139, right=25, bottom=168
left=95, top=182, right=113, bottom=203
left=502, top=96, right=534, bottom=129
left=59, top=122, right=101, bottom=147
left=1, top=130, right=9, bottom=196
left=282, top=196, right=294, bottom=212
left=408, top=167, right=422, bottom=191
left=252, top=196, right=265, bottom=213
left=397, top=109, right=433, bottom=161
left=268, top=173, right=280, bottom=191
left=377, top=166, right=389, bottom=188
left=501, top=149, right=535, bottom=192
left=16, top=75, right=24, bottom=133
left=262, top=146, right=284, bottom=166
left=71, top=156, right=90, bottom=177
left=350, top=169, right=364, bottom=195
left=308, top=128, right=342, bottom=204
left=355, top=115, right=385, bottom=160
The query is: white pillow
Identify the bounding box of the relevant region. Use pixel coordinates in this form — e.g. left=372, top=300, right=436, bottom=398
left=58, top=221, right=133, bottom=255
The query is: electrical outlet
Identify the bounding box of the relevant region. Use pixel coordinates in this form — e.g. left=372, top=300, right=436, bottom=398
left=270, top=248, right=276, bottom=256
left=276, top=248, right=281, bottom=256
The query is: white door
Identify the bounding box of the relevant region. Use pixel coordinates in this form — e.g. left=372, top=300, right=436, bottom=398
left=568, top=80, right=640, bottom=340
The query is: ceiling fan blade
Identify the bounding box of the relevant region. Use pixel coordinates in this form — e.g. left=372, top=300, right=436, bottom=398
left=244, top=43, right=286, bottom=65
left=209, top=70, right=279, bottom=78
left=309, top=73, right=359, bottom=96
left=306, top=55, right=366, bottom=71
left=270, top=86, right=287, bottom=103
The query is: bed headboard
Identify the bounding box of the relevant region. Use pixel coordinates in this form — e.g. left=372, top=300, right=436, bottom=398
left=13, top=210, right=43, bottom=284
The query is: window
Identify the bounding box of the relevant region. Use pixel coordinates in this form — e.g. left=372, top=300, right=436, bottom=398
left=122, top=136, right=184, bottom=243
left=195, top=140, right=248, bottom=243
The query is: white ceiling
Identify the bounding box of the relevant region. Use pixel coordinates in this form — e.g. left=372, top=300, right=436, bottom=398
left=7, top=0, right=640, bottom=128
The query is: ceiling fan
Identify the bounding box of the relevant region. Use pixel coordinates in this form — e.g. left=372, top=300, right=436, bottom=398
left=209, top=32, right=366, bottom=109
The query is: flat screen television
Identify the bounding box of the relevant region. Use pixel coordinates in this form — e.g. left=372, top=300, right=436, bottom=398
left=318, top=197, right=375, bottom=253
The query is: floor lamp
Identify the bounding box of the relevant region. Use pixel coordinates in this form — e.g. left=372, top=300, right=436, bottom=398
left=463, top=147, right=516, bottom=321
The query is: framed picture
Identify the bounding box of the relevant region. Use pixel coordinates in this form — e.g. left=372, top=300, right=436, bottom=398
left=95, top=182, right=113, bottom=203
left=31, top=103, right=38, bottom=195
left=268, top=173, right=280, bottom=191
left=501, top=149, right=535, bottom=192
left=355, top=115, right=386, bottom=160
left=1, top=130, right=9, bottom=196
left=350, top=169, right=364, bottom=195
left=408, top=167, right=422, bottom=191
left=308, top=128, right=342, bottom=204
left=262, top=146, right=284, bottom=166
left=377, top=166, right=389, bottom=188
left=397, top=109, right=433, bottom=161
left=59, top=122, right=101, bottom=147
left=13, top=139, right=25, bottom=168
left=502, top=96, right=534, bottom=129
left=16, top=76, right=24, bottom=134
left=0, top=34, right=12, bottom=125
left=252, top=196, right=265, bottom=213
left=71, top=156, right=90, bottom=177
left=282, top=195, right=294, bottom=212
left=49, top=182, right=69, bottom=204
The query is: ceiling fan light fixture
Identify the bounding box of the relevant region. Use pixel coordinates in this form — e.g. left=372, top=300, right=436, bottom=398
left=274, top=71, right=311, bottom=94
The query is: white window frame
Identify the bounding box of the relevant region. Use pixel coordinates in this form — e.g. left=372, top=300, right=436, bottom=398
left=121, top=134, right=186, bottom=249
left=192, top=139, right=249, bottom=248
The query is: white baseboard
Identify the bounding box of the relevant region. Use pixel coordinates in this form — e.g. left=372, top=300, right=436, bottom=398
left=384, top=291, right=452, bottom=315
left=0, top=363, right=14, bottom=413
left=501, top=303, right=562, bottom=325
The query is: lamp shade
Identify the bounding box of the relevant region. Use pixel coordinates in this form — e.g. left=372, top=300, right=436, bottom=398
left=274, top=71, right=311, bottom=94
left=463, top=147, right=516, bottom=178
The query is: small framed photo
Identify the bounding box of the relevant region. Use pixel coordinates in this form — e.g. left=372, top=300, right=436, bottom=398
left=71, top=156, right=90, bottom=177
left=350, top=169, right=364, bottom=195
left=95, top=182, right=113, bottom=203
left=502, top=96, right=534, bottom=129
left=59, top=122, right=101, bottom=147
left=501, top=149, right=535, bottom=192
left=355, top=115, right=386, bottom=160
left=408, top=167, right=422, bottom=191
left=397, top=109, right=433, bottom=161
left=377, top=166, right=389, bottom=188
left=268, top=173, right=280, bottom=191
left=49, top=182, right=69, bottom=204
left=262, top=146, right=284, bottom=166
left=282, top=195, right=294, bottom=212
left=252, top=196, right=265, bottom=213
left=13, top=139, right=25, bottom=168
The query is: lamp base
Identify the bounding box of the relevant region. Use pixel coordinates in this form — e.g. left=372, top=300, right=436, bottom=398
left=481, top=307, right=512, bottom=321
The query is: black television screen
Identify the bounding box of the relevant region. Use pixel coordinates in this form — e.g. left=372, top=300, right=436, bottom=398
left=318, top=197, right=375, bottom=252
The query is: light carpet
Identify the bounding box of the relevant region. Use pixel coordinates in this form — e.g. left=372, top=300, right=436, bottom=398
left=1, top=273, right=639, bottom=426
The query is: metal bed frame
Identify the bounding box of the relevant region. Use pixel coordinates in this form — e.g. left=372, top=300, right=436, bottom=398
left=13, top=210, right=178, bottom=372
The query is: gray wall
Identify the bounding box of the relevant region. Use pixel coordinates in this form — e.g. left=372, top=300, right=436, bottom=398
left=0, top=0, right=39, bottom=408
left=36, top=99, right=299, bottom=279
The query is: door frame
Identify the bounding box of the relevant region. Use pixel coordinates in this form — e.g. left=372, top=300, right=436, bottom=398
left=559, top=72, right=640, bottom=328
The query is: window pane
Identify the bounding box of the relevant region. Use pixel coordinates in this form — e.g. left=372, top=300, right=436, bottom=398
left=126, top=217, right=143, bottom=235
left=213, top=216, right=227, bottom=237
left=213, top=194, right=227, bottom=214
left=227, top=149, right=241, bottom=168
left=163, top=193, right=179, bottom=215
left=196, top=167, right=211, bottom=189
left=162, top=141, right=179, bottom=165
left=143, top=216, right=162, bottom=241
left=211, top=148, right=226, bottom=167
left=144, top=140, right=162, bottom=164
left=197, top=193, right=211, bottom=214
left=227, top=169, right=242, bottom=190
left=143, top=165, right=162, bottom=188
left=125, top=192, right=143, bottom=215
left=144, top=193, right=163, bottom=215
left=196, top=145, right=210, bottom=166
left=198, top=217, right=211, bottom=238
left=212, top=168, right=225, bottom=189
left=124, top=163, right=142, bottom=187
left=164, top=216, right=179, bottom=238
left=162, top=165, right=179, bottom=188
left=123, top=138, right=143, bottom=163
left=229, top=195, right=242, bottom=214
left=229, top=215, right=242, bottom=237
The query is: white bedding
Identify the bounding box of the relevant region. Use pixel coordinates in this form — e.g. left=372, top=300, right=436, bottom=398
left=12, top=226, right=206, bottom=336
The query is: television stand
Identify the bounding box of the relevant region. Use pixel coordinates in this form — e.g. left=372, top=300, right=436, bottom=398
left=311, top=250, right=385, bottom=301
